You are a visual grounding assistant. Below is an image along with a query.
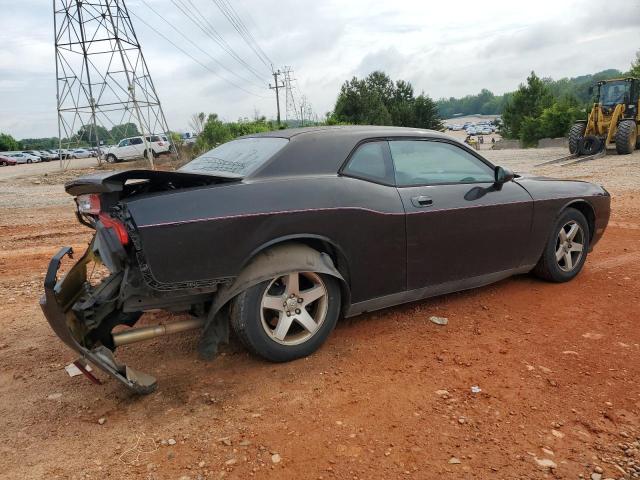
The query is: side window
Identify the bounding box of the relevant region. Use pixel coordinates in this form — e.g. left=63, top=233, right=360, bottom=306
left=130, top=137, right=143, bottom=145
left=343, top=141, right=392, bottom=184
left=390, top=140, right=494, bottom=186
left=118, top=139, right=129, bottom=147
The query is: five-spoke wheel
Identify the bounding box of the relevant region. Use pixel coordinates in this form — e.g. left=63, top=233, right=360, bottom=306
left=534, top=208, right=590, bottom=282
left=231, top=270, right=341, bottom=362
left=555, top=220, right=585, bottom=272
left=260, top=272, right=328, bottom=345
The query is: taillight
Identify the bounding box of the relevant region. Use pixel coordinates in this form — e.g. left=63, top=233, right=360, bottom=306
left=99, top=213, right=130, bottom=246
left=77, top=194, right=101, bottom=214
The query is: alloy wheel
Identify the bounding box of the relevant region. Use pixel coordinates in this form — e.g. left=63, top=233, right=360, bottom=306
left=555, top=220, right=585, bottom=272
left=260, top=272, right=328, bottom=346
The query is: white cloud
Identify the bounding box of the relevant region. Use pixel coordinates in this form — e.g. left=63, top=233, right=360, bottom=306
left=0, top=0, right=638, bottom=138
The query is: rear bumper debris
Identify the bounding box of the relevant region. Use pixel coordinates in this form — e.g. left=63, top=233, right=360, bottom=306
left=40, top=246, right=157, bottom=394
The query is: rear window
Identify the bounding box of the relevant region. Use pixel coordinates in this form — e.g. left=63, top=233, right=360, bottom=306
left=180, top=137, right=289, bottom=177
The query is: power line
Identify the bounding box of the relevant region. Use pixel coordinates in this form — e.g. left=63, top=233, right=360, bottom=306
left=172, top=0, right=269, bottom=82
left=129, top=10, right=269, bottom=98
left=139, top=0, right=263, bottom=89
left=210, top=0, right=273, bottom=70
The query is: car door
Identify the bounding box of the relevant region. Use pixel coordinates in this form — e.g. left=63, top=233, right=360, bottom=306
left=389, top=138, right=534, bottom=290
left=129, top=137, right=145, bottom=158
left=115, top=139, right=130, bottom=159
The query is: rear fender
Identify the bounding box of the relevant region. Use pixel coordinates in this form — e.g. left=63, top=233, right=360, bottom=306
left=203, top=243, right=349, bottom=334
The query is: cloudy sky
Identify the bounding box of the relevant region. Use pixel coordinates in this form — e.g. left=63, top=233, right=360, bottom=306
left=0, top=0, right=638, bottom=139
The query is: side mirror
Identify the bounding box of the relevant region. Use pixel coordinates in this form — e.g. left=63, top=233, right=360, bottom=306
left=494, top=166, right=515, bottom=185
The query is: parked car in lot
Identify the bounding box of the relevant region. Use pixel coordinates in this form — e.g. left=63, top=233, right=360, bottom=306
left=22, top=150, right=45, bottom=161
left=101, top=135, right=171, bottom=163
left=36, top=150, right=59, bottom=161
left=69, top=148, right=93, bottom=159
left=0, top=154, right=17, bottom=166
left=42, top=126, right=611, bottom=394
left=7, top=152, right=41, bottom=163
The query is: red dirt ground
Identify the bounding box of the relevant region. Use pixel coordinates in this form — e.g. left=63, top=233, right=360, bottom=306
left=0, top=184, right=639, bottom=479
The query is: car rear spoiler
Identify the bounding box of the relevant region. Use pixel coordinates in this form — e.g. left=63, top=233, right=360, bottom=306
left=64, top=169, right=238, bottom=196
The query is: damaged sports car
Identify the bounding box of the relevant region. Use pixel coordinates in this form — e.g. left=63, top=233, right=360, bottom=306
left=41, top=126, right=611, bottom=393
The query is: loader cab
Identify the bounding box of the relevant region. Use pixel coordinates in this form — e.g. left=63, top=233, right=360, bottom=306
left=594, top=78, right=639, bottom=117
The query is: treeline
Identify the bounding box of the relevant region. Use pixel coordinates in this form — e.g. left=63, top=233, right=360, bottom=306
left=195, top=114, right=283, bottom=150
left=436, top=69, right=625, bottom=118
left=0, top=123, right=143, bottom=151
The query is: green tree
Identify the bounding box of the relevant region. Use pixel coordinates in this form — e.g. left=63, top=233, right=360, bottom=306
left=519, top=98, right=583, bottom=147
left=0, top=132, right=21, bottom=151
left=109, top=123, right=140, bottom=141
left=501, top=71, right=554, bottom=139
left=77, top=124, right=110, bottom=144
left=332, top=71, right=442, bottom=129
left=413, top=94, right=444, bottom=130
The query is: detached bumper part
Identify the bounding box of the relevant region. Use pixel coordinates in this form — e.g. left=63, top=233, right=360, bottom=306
left=40, top=246, right=157, bottom=394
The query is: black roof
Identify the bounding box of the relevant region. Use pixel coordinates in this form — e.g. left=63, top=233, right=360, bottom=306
left=244, top=125, right=449, bottom=141
left=249, top=126, right=455, bottom=179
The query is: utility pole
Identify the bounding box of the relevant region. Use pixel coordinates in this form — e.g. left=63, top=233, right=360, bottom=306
left=269, top=69, right=284, bottom=125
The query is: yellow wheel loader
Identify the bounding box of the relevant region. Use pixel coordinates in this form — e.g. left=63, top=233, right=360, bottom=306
left=569, top=77, right=640, bottom=157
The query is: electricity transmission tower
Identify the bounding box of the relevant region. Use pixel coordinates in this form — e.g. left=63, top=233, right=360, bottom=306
left=283, top=66, right=299, bottom=124
left=53, top=0, right=173, bottom=169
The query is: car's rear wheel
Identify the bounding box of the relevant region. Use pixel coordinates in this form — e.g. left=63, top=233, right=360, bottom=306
left=27, top=159, right=32, bottom=164
left=230, top=271, right=341, bottom=362
left=533, top=208, right=590, bottom=282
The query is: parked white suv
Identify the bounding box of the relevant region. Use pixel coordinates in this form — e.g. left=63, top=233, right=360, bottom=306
left=102, top=135, right=171, bottom=163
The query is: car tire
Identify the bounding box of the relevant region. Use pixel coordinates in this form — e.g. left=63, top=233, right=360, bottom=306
left=1, top=161, right=6, bottom=167
left=106, top=154, right=118, bottom=163
left=27, top=159, right=32, bottom=164
left=143, top=149, right=159, bottom=159
left=615, top=119, right=637, bottom=155
left=568, top=122, right=586, bottom=155
left=533, top=208, right=590, bottom=283
left=230, top=271, right=341, bottom=362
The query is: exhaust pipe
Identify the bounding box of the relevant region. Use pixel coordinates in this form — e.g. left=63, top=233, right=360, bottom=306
left=112, top=318, right=204, bottom=347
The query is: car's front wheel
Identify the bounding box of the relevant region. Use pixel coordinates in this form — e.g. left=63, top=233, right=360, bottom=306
left=105, top=154, right=118, bottom=163
left=230, top=271, right=341, bottom=362
left=533, top=208, right=590, bottom=282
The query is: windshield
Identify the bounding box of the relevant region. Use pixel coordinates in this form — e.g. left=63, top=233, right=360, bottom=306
left=180, top=137, right=289, bottom=177
left=600, top=81, right=630, bottom=106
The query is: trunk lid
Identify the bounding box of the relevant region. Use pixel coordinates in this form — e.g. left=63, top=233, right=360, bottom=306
left=65, top=169, right=239, bottom=197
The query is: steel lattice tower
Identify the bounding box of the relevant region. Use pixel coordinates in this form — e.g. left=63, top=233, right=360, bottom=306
left=54, top=0, right=172, bottom=169
left=283, top=66, right=299, bottom=124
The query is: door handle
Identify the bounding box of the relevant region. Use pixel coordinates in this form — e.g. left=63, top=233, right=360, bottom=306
left=411, top=195, right=433, bottom=208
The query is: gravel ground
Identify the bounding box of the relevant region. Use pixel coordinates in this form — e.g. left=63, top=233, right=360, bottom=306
left=1, top=146, right=640, bottom=479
